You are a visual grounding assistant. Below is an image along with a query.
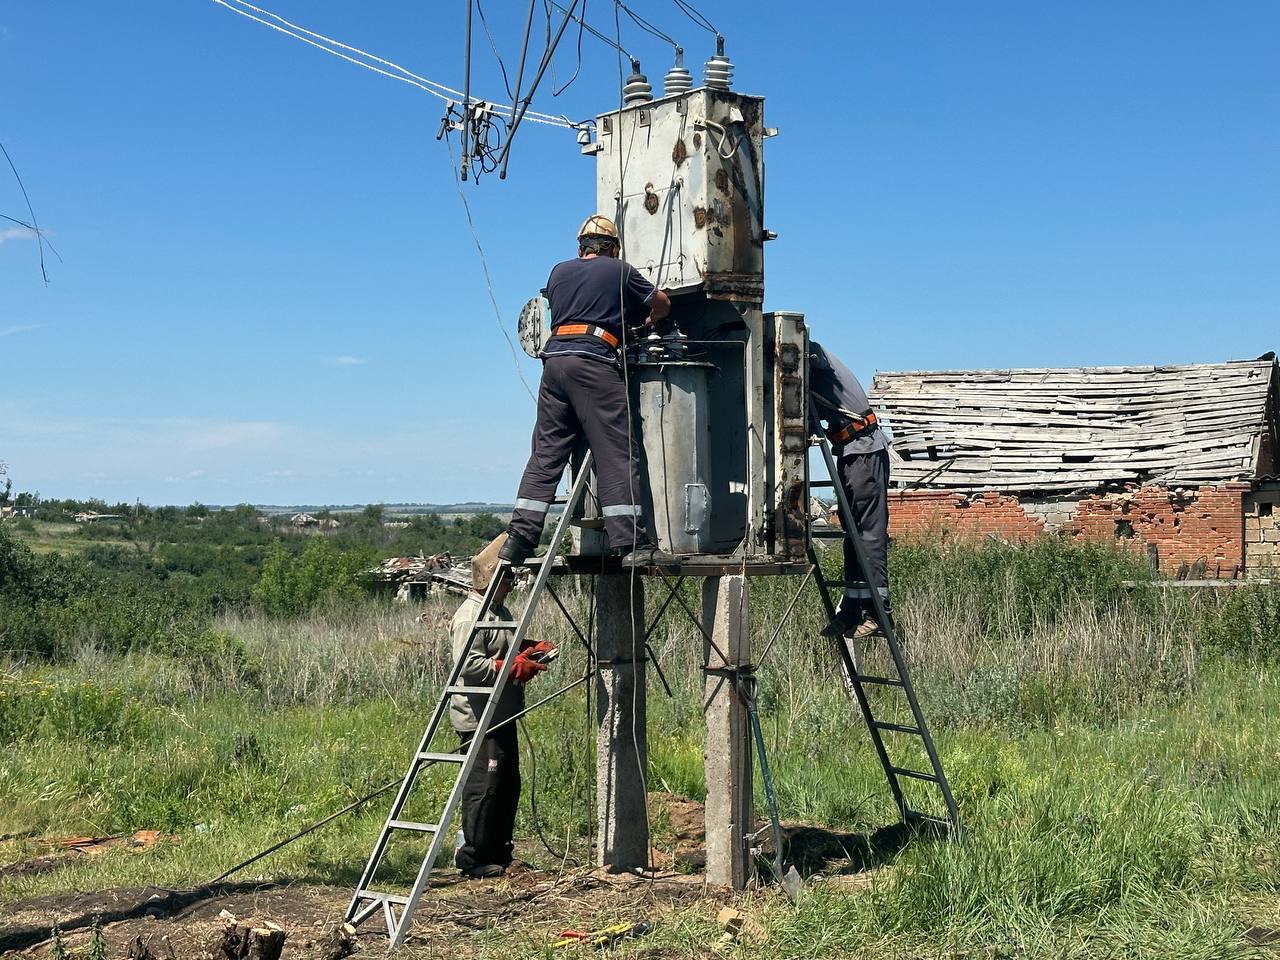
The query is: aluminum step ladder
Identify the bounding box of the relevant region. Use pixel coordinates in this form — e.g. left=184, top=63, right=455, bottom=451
left=345, top=453, right=595, bottom=949
left=808, top=431, right=962, bottom=835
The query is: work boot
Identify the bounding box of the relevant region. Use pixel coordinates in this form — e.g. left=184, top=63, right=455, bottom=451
left=618, top=543, right=677, bottom=569
left=820, top=605, right=863, bottom=639
left=497, top=531, right=537, bottom=566
left=849, top=616, right=883, bottom=640
left=459, top=863, right=505, bottom=879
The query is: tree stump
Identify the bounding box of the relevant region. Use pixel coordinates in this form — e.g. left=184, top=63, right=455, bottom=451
left=215, top=916, right=286, bottom=960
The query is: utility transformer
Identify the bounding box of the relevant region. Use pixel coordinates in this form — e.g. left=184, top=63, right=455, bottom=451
left=521, top=63, right=809, bottom=566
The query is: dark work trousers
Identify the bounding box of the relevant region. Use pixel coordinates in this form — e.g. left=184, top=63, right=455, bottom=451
left=455, top=723, right=520, bottom=872
left=509, top=353, right=649, bottom=551
left=838, top=448, right=891, bottom=620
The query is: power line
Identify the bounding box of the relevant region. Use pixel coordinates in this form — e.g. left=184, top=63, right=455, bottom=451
left=443, top=135, right=537, bottom=402
left=616, top=0, right=678, bottom=49
left=475, top=0, right=515, bottom=101
left=1, top=142, right=52, bottom=285
left=208, top=0, right=574, bottom=128
left=546, top=0, right=631, bottom=58
left=671, top=0, right=718, bottom=36
left=548, top=0, right=588, bottom=97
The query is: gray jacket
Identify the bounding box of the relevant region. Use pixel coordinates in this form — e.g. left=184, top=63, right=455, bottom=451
left=447, top=593, right=525, bottom=733
left=809, top=340, right=887, bottom=457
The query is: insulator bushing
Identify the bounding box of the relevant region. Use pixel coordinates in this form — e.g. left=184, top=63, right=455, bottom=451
left=623, top=60, right=653, bottom=105
left=703, top=36, right=733, bottom=90
left=663, top=48, right=693, bottom=97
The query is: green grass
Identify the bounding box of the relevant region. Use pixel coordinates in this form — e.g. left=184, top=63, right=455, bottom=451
left=3, top=539, right=1279, bottom=958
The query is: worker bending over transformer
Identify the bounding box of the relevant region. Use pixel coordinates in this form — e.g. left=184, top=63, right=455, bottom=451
left=449, top=534, right=556, bottom=878
left=809, top=341, right=892, bottom=639
left=500, top=215, right=676, bottom=569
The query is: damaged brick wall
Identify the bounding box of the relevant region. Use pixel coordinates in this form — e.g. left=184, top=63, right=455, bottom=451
left=889, top=483, right=1253, bottom=578
left=888, top=490, right=1048, bottom=543
left=1244, top=484, right=1280, bottom=572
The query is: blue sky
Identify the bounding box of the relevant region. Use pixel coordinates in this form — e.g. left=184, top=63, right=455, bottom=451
left=2, top=1, right=1276, bottom=505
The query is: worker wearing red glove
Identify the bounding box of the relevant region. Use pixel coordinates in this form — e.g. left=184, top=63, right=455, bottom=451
left=447, top=534, right=554, bottom=878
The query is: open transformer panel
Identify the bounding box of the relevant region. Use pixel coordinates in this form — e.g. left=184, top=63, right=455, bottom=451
left=562, top=85, right=810, bottom=566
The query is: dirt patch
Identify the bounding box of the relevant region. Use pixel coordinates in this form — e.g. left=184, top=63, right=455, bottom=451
left=1, top=871, right=736, bottom=959
left=1, top=800, right=916, bottom=957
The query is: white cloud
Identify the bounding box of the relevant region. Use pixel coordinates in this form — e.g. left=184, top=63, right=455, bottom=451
left=0, top=323, right=44, bottom=337
left=328, top=355, right=367, bottom=366
left=0, top=226, right=36, bottom=244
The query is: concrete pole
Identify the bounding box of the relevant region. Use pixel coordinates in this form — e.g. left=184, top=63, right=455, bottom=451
left=594, top=574, right=649, bottom=871
left=701, top=575, right=753, bottom=888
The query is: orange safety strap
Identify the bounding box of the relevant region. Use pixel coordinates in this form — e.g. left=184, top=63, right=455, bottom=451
left=828, top=410, right=879, bottom=446
left=551, top=323, right=620, bottom=349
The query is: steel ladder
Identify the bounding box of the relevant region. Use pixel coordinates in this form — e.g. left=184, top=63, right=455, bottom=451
left=345, top=452, right=595, bottom=949
left=808, top=430, right=962, bottom=835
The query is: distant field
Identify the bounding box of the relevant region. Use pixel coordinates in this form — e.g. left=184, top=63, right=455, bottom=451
left=8, top=520, right=125, bottom=555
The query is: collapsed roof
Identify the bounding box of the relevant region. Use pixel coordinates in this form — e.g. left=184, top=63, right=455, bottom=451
left=869, top=357, right=1280, bottom=492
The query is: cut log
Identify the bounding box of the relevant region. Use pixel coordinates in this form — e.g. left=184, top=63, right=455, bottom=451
left=215, top=918, right=287, bottom=960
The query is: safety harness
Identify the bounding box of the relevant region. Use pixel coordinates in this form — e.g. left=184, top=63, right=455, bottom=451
left=550, top=323, right=620, bottom=349
left=827, top=409, right=879, bottom=446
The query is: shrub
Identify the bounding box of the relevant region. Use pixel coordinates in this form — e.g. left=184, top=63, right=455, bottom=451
left=0, top=675, right=154, bottom=742
left=252, top=537, right=369, bottom=617
left=1203, top=583, right=1280, bottom=660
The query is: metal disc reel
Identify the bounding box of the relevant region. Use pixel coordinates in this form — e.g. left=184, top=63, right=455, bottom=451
left=517, top=295, right=550, bottom=358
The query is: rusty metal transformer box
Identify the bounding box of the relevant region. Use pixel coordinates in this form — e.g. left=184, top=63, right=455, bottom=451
left=581, top=87, right=808, bottom=564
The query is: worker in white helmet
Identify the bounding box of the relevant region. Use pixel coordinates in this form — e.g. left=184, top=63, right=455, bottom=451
left=500, top=215, right=675, bottom=569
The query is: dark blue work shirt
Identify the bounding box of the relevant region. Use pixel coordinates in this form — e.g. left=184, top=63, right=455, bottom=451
left=810, top=340, right=887, bottom=456
left=541, top=255, right=656, bottom=366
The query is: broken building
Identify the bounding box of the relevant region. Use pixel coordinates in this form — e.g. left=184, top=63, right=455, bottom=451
left=870, top=357, right=1280, bottom=578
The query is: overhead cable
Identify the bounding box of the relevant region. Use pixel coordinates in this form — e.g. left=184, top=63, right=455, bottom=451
left=671, top=0, right=718, bottom=36
left=1, top=141, right=53, bottom=285
left=547, top=0, right=631, bottom=58
left=208, top=0, right=574, bottom=128
left=443, top=136, right=537, bottom=401
left=548, top=0, right=588, bottom=96
left=475, top=0, right=515, bottom=100
left=616, top=0, right=678, bottom=48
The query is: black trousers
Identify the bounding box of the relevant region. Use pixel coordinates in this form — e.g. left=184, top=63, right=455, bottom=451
left=455, top=724, right=520, bottom=871
left=509, top=353, right=649, bottom=551
left=838, top=448, right=891, bottom=618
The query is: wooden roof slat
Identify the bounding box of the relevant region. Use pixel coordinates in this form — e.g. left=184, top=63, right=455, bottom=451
left=871, top=358, right=1278, bottom=493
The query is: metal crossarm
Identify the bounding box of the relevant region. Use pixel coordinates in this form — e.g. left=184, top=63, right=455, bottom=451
left=809, top=430, right=962, bottom=835
left=346, top=452, right=596, bottom=949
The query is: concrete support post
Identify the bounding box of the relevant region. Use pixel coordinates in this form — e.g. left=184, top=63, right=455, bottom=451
left=594, top=574, right=649, bottom=871
left=701, top=575, right=753, bottom=888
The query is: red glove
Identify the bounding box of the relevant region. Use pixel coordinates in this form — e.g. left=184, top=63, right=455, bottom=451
left=519, top=640, right=559, bottom=664
left=509, top=653, right=547, bottom=685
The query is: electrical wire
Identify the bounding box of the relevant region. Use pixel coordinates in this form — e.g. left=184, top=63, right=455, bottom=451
left=1, top=141, right=52, bottom=285
left=612, top=0, right=655, bottom=882
left=520, top=718, right=582, bottom=865
left=443, top=135, right=537, bottom=402
left=616, top=0, right=679, bottom=48
left=546, top=0, right=632, bottom=58
left=474, top=0, right=515, bottom=101
left=0, top=213, right=63, bottom=265
left=671, top=0, right=718, bottom=35
left=548, top=0, right=588, bottom=96
left=208, top=0, right=574, bottom=128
